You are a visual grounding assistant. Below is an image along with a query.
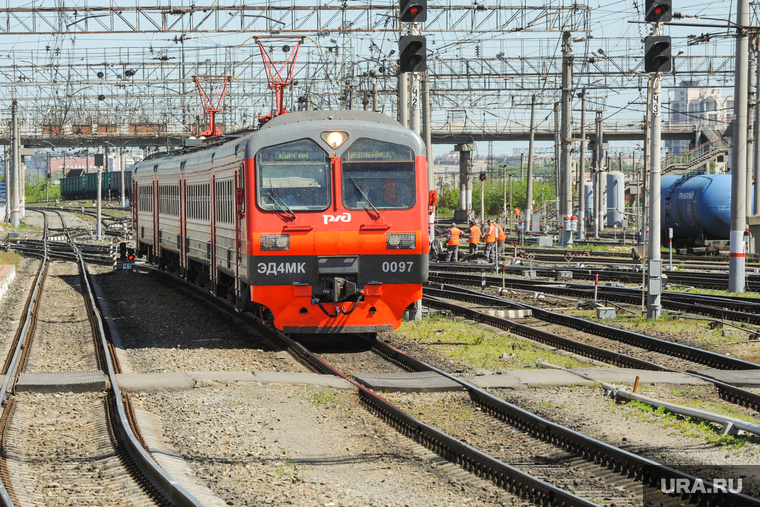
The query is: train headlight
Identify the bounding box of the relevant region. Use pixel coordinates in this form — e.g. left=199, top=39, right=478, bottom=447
left=321, top=131, right=348, bottom=149
left=260, top=234, right=290, bottom=251
left=386, top=233, right=416, bottom=250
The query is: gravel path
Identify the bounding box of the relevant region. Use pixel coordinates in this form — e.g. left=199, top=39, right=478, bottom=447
left=92, top=269, right=305, bottom=374
left=139, top=384, right=525, bottom=507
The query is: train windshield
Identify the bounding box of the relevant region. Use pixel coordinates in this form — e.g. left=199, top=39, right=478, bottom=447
left=256, top=139, right=331, bottom=212
left=341, top=139, right=416, bottom=211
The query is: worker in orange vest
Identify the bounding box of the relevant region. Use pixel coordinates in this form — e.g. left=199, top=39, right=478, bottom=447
left=496, top=221, right=506, bottom=246
left=446, top=223, right=462, bottom=262
left=484, top=219, right=497, bottom=262
left=468, top=220, right=481, bottom=255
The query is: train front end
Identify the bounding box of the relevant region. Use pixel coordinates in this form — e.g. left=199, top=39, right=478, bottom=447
left=245, top=111, right=429, bottom=333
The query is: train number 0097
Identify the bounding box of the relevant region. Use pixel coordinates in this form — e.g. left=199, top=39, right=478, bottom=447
left=382, top=261, right=413, bottom=273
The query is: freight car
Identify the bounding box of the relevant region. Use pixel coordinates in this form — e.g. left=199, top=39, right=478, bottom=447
left=110, top=170, right=132, bottom=201
left=660, top=173, right=749, bottom=244
left=133, top=110, right=430, bottom=333
left=60, top=170, right=120, bottom=201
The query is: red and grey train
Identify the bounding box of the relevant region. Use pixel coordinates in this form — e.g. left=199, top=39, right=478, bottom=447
left=132, top=110, right=430, bottom=333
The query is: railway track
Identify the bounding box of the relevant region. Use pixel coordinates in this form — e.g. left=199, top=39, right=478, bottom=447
left=0, top=210, right=201, bottom=507
left=422, top=283, right=760, bottom=411
left=433, top=259, right=760, bottom=291
left=430, top=270, right=760, bottom=324
left=139, top=264, right=760, bottom=507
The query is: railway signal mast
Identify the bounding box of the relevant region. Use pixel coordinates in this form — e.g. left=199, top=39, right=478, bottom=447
left=644, top=0, right=671, bottom=317
left=398, top=0, right=435, bottom=255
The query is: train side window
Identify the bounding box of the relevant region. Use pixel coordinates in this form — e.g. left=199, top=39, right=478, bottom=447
left=255, top=139, right=330, bottom=212
left=341, top=139, right=416, bottom=210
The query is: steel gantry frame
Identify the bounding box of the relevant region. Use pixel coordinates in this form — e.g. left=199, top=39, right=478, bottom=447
left=0, top=1, right=590, bottom=35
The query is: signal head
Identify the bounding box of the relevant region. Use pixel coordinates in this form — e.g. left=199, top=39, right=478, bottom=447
left=645, top=0, right=672, bottom=22
left=400, top=0, right=427, bottom=23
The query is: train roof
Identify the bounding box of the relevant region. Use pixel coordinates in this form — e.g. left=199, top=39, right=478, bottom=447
left=133, top=110, right=416, bottom=177
left=261, top=110, right=403, bottom=129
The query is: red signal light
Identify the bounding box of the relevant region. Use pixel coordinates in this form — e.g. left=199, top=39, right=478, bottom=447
left=409, top=6, right=420, bottom=14
left=654, top=5, right=664, bottom=15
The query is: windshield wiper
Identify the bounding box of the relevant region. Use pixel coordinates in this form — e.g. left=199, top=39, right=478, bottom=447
left=268, top=190, right=297, bottom=219
left=348, top=174, right=381, bottom=219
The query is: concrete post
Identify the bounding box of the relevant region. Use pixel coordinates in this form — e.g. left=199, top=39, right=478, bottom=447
left=559, top=32, right=574, bottom=247
left=410, top=73, right=421, bottom=134
left=120, top=147, right=126, bottom=208
left=11, top=101, right=19, bottom=228
left=398, top=73, right=409, bottom=128
left=526, top=95, right=536, bottom=233
left=455, top=144, right=475, bottom=213
left=647, top=55, right=663, bottom=318
left=755, top=40, right=760, bottom=216
left=553, top=101, right=561, bottom=223
left=97, top=147, right=103, bottom=240
left=422, top=70, right=435, bottom=247
left=730, top=0, right=750, bottom=293
left=578, top=90, right=586, bottom=240
left=749, top=46, right=756, bottom=215
left=594, top=112, right=602, bottom=238
left=520, top=153, right=524, bottom=180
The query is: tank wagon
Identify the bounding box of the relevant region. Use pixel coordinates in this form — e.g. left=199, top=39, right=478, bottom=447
left=660, top=173, right=741, bottom=244
left=132, top=110, right=430, bottom=333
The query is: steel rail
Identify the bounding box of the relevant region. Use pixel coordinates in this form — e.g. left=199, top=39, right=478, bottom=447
left=135, top=265, right=601, bottom=507
left=423, top=293, right=667, bottom=370
left=135, top=264, right=760, bottom=506
left=55, top=212, right=203, bottom=507
left=365, top=336, right=760, bottom=507
left=430, top=272, right=760, bottom=324
left=0, top=211, right=49, bottom=507
left=424, top=284, right=760, bottom=411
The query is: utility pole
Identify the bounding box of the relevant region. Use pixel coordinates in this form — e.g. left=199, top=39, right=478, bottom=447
left=97, top=147, right=103, bottom=241
left=755, top=37, right=760, bottom=216
left=410, top=73, right=421, bottom=134
left=520, top=153, right=524, bottom=180
left=46, top=152, right=50, bottom=202
left=10, top=101, right=19, bottom=228
left=525, top=95, right=536, bottom=234
left=559, top=31, right=574, bottom=247
left=120, top=147, right=127, bottom=208
left=578, top=90, right=586, bottom=241
left=553, top=101, right=561, bottom=224
left=422, top=70, right=435, bottom=246
left=730, top=0, right=750, bottom=293
left=509, top=174, right=513, bottom=231
left=749, top=44, right=756, bottom=215
left=647, top=69, right=663, bottom=317
left=398, top=73, right=409, bottom=128
left=594, top=112, right=602, bottom=238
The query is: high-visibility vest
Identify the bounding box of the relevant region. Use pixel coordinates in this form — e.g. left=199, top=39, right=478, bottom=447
left=496, top=224, right=506, bottom=242
left=469, top=225, right=481, bottom=244
left=485, top=225, right=497, bottom=243
left=448, top=227, right=461, bottom=246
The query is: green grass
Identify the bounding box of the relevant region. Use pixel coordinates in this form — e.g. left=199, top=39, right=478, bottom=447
left=398, top=313, right=590, bottom=370
left=0, top=251, right=21, bottom=268
left=618, top=399, right=754, bottom=448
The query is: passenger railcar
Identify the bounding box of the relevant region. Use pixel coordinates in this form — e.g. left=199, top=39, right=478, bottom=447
left=133, top=111, right=429, bottom=333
